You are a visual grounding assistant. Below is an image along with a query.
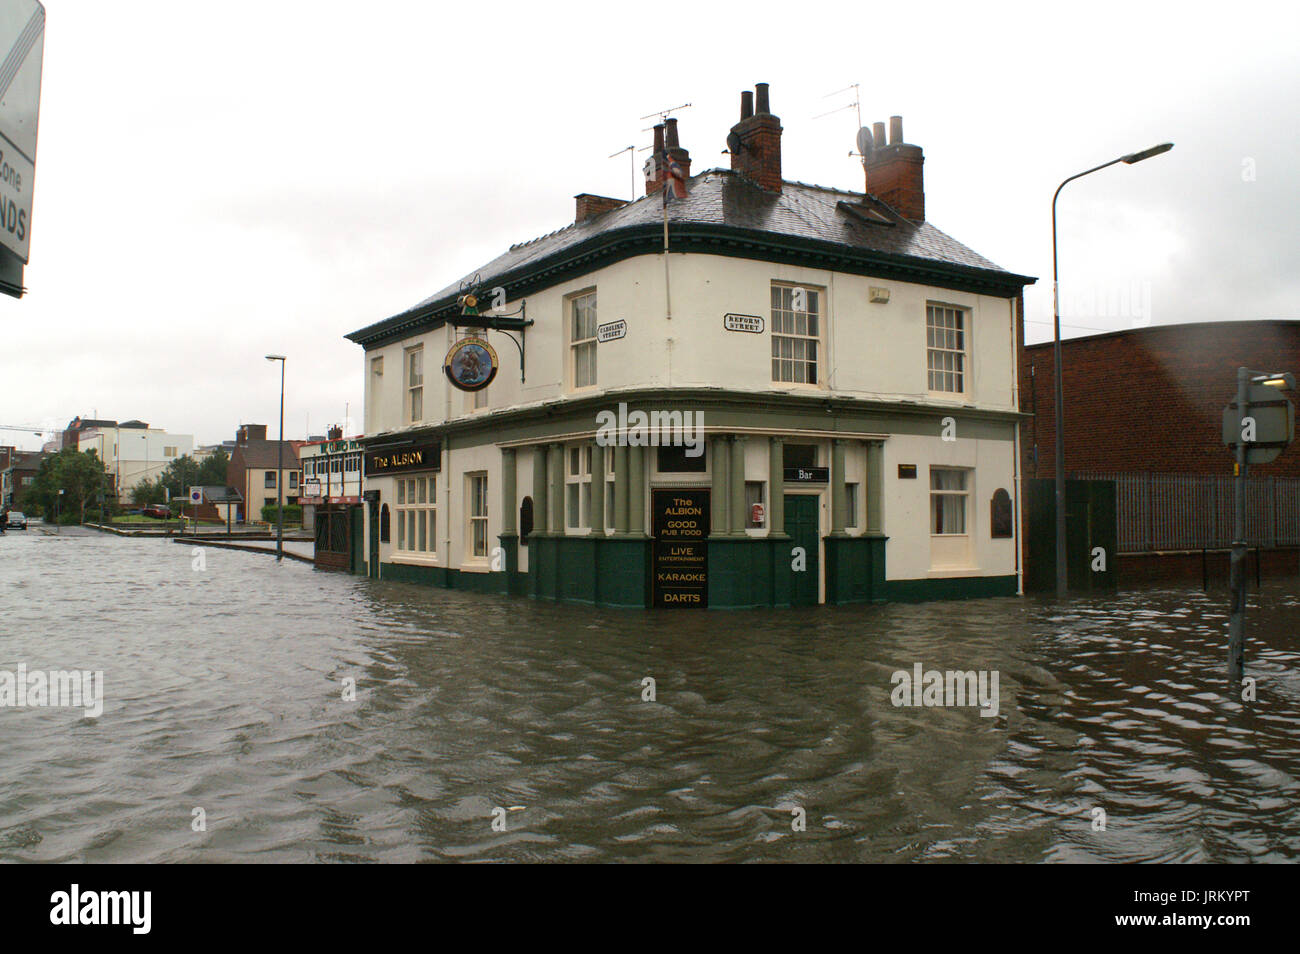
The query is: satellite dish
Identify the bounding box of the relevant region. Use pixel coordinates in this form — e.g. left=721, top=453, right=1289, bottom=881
left=856, top=126, right=874, bottom=158
left=726, top=130, right=742, bottom=155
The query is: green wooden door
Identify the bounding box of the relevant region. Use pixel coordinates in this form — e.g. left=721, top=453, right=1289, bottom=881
left=784, top=494, right=820, bottom=606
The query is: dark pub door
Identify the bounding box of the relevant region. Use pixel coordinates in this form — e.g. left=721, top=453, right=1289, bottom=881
left=652, top=488, right=709, bottom=607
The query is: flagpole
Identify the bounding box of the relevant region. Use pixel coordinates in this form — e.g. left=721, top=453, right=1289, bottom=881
left=662, top=169, right=672, bottom=321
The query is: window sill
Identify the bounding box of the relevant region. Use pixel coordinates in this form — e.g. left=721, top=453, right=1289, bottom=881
left=392, top=554, right=440, bottom=566
left=460, top=562, right=491, bottom=573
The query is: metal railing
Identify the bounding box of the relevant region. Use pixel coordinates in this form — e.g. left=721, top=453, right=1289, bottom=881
left=1072, top=471, right=1300, bottom=553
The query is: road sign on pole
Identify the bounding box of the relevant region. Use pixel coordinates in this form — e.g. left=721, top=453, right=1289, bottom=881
left=0, top=0, right=45, bottom=298
left=1223, top=368, right=1295, bottom=684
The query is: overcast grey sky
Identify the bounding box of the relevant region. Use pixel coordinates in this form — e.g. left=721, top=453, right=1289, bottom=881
left=1, top=0, right=1296, bottom=452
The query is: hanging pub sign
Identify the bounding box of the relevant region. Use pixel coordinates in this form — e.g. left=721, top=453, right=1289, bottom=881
left=444, top=336, right=498, bottom=392
left=364, top=440, right=441, bottom=476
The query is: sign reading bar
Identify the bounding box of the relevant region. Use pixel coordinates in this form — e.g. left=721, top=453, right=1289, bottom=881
left=723, top=313, right=764, bottom=334
left=364, top=440, right=441, bottom=476
left=652, top=488, right=709, bottom=607
left=596, top=319, right=627, bottom=343
left=784, top=466, right=829, bottom=483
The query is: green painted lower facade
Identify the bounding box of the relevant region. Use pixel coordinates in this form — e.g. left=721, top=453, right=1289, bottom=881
left=368, top=531, right=1014, bottom=608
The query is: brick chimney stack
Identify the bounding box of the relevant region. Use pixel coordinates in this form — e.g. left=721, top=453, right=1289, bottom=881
left=644, top=118, right=692, bottom=196
left=728, top=82, right=783, bottom=193
left=327, top=425, right=343, bottom=440
left=864, top=115, right=925, bottom=223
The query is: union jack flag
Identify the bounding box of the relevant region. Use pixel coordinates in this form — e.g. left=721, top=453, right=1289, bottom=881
left=662, top=150, right=687, bottom=200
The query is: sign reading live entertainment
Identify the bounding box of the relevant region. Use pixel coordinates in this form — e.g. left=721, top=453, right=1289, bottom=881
left=0, top=1, right=44, bottom=265
left=652, top=488, right=709, bottom=607
left=364, top=440, right=441, bottom=476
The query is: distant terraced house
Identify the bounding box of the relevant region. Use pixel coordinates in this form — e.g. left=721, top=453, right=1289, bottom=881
left=345, top=82, right=1035, bottom=608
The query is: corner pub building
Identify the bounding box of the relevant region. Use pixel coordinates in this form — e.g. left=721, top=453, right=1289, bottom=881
left=345, top=83, right=1035, bottom=608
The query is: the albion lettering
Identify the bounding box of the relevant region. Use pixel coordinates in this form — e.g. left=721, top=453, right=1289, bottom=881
left=364, top=441, right=441, bottom=476
left=373, top=450, right=423, bottom=469
left=652, top=489, right=709, bottom=607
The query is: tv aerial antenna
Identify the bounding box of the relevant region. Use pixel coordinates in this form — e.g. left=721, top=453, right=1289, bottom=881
left=815, top=83, right=875, bottom=167
left=608, top=145, right=636, bottom=201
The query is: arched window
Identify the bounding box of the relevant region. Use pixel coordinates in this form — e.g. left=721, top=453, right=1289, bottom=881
left=990, top=488, right=1012, bottom=539
left=520, top=495, right=534, bottom=546
left=380, top=503, right=391, bottom=543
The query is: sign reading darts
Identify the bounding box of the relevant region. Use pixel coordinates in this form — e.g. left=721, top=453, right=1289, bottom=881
left=0, top=0, right=44, bottom=267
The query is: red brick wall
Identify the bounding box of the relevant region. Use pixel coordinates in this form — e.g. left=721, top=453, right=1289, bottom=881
left=865, top=144, right=925, bottom=222
left=574, top=194, right=627, bottom=223
left=1018, top=321, right=1300, bottom=481
left=729, top=115, right=783, bottom=193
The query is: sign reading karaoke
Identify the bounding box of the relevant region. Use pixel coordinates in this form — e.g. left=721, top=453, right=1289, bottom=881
left=652, top=488, right=709, bottom=607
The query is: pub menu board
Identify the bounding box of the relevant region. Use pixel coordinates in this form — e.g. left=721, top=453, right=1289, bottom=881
left=652, top=488, right=709, bottom=607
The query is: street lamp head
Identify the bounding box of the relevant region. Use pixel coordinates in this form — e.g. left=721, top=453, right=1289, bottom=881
left=1254, top=372, right=1296, bottom=390
left=265, top=354, right=286, bottom=362
left=1122, top=142, right=1174, bottom=164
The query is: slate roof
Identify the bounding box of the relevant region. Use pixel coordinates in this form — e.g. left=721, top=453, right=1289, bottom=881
left=232, top=439, right=302, bottom=469
left=348, top=169, right=1034, bottom=346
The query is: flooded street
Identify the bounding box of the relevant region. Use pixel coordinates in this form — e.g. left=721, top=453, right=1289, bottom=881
left=2, top=525, right=1298, bottom=863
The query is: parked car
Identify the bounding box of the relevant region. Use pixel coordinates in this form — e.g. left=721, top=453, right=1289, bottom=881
left=141, top=503, right=173, bottom=519
left=5, top=511, right=25, bottom=529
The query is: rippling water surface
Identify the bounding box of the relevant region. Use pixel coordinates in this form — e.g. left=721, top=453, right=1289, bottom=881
left=2, top=526, right=1298, bottom=862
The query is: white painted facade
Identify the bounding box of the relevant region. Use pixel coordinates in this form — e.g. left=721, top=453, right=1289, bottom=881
left=75, top=426, right=195, bottom=496
left=360, top=249, right=1022, bottom=593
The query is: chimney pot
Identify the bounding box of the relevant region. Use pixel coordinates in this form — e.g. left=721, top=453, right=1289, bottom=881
left=755, top=83, right=770, bottom=115
left=864, top=117, right=924, bottom=222
left=740, top=90, right=753, bottom=120
left=664, top=117, right=680, bottom=150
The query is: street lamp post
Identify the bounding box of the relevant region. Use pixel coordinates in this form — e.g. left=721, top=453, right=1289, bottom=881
left=266, top=354, right=287, bottom=561
left=1050, top=141, right=1173, bottom=599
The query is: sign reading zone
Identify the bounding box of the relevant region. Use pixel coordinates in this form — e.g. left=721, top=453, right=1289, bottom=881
left=0, top=1, right=44, bottom=264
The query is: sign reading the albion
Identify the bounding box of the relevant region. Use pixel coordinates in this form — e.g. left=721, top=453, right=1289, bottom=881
left=652, top=488, right=709, bottom=607
left=364, top=441, right=441, bottom=476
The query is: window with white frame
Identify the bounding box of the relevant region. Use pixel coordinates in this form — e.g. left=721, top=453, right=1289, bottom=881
left=566, top=444, right=592, bottom=530
left=570, top=290, right=597, bottom=389
left=467, top=472, right=489, bottom=558
left=926, top=304, right=967, bottom=393
left=771, top=282, right=821, bottom=384
left=745, top=481, right=766, bottom=529
left=930, top=468, right=968, bottom=535
left=396, top=474, right=437, bottom=555
left=405, top=345, right=424, bottom=422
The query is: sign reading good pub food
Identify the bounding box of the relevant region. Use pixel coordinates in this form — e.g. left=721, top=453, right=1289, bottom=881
left=364, top=440, right=442, bottom=476
left=652, top=488, right=709, bottom=607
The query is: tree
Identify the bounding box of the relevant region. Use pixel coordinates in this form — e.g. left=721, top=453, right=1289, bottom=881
left=197, top=448, right=229, bottom=488
left=22, top=448, right=110, bottom=523
left=130, top=477, right=167, bottom=506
